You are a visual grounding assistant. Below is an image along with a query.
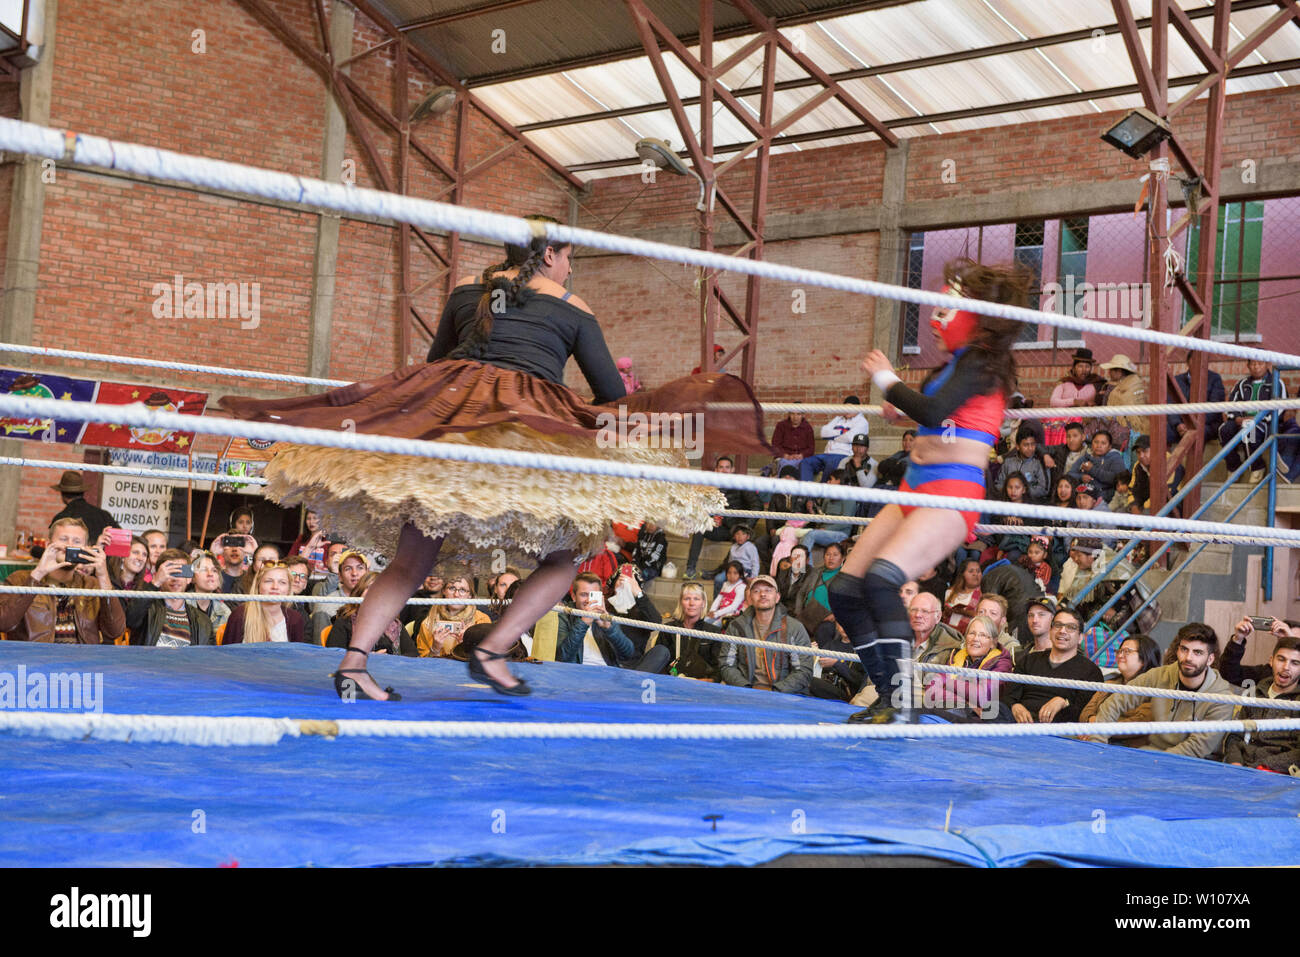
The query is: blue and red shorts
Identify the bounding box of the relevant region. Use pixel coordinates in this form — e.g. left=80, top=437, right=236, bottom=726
left=898, top=460, right=987, bottom=542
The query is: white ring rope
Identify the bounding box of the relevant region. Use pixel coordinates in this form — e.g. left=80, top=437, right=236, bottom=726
left=971, top=523, right=1279, bottom=547
left=914, top=661, right=1300, bottom=712
left=1, top=583, right=1286, bottom=711
left=0, top=340, right=348, bottom=389
left=712, top=397, right=1300, bottom=418
left=0, top=391, right=1292, bottom=544
left=6, top=337, right=1297, bottom=423
left=0, top=585, right=489, bottom=606
left=2, top=116, right=1298, bottom=369
left=719, top=509, right=1297, bottom=548
left=0, top=455, right=268, bottom=486
left=0, top=710, right=1294, bottom=747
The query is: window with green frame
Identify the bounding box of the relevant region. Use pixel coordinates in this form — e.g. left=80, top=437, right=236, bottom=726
left=1060, top=217, right=1088, bottom=288
left=1183, top=200, right=1264, bottom=338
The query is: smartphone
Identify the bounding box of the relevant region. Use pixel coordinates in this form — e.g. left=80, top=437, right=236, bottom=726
left=221, top=535, right=247, bottom=549
left=104, top=527, right=132, bottom=558
left=1250, top=616, right=1275, bottom=631
left=63, top=547, right=89, bottom=565
left=176, top=564, right=195, bottom=579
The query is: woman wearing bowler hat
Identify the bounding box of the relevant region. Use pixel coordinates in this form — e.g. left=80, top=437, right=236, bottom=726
left=1046, top=348, right=1106, bottom=446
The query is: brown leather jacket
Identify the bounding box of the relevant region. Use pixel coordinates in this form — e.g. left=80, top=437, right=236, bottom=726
left=0, top=569, right=126, bottom=643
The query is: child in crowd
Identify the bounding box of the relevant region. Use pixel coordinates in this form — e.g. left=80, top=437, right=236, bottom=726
left=714, top=523, right=760, bottom=595
left=1108, top=473, right=1135, bottom=514
left=1018, top=535, right=1054, bottom=592
left=706, top=562, right=747, bottom=625
left=632, top=519, right=668, bottom=583
left=983, top=471, right=1032, bottom=564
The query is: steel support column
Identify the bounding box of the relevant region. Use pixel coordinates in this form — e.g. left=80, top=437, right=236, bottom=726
left=235, top=0, right=580, bottom=368
left=625, top=0, right=898, bottom=461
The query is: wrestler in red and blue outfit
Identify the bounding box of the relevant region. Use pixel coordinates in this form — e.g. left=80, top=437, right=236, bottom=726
left=895, top=338, right=1006, bottom=542
left=826, top=260, right=1029, bottom=723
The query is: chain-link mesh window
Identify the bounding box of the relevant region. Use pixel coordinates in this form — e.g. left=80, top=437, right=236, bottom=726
left=901, top=233, right=925, bottom=353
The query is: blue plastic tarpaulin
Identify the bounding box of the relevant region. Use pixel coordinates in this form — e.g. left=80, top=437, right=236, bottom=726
left=0, top=643, right=1297, bottom=867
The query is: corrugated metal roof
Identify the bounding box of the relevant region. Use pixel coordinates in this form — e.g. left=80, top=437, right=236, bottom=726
left=369, top=0, right=1300, bottom=181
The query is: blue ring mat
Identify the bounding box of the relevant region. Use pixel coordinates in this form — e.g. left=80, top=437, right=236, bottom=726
left=0, top=643, right=1297, bottom=867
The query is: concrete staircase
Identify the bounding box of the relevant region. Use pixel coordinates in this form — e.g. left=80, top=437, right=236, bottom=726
left=1128, top=459, right=1299, bottom=656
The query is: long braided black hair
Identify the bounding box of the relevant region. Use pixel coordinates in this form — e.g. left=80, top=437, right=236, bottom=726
left=449, top=214, right=570, bottom=359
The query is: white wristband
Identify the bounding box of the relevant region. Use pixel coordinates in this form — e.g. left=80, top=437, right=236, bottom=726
left=872, top=369, right=901, bottom=394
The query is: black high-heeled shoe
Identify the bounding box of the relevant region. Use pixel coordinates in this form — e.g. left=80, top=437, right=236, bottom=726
left=467, top=644, right=531, bottom=696
left=333, top=646, right=402, bottom=701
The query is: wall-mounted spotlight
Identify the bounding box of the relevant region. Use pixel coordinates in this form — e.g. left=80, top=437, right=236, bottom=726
left=1101, top=108, right=1172, bottom=159
left=635, top=138, right=714, bottom=212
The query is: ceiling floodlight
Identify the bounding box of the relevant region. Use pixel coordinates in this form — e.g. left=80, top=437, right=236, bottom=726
left=634, top=138, right=712, bottom=212
left=1101, top=108, right=1172, bottom=159
left=410, top=85, right=457, bottom=123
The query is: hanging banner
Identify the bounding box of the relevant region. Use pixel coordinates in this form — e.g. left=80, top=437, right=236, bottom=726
left=106, top=448, right=268, bottom=494
left=222, top=436, right=280, bottom=461
left=80, top=382, right=208, bottom=453
left=0, top=368, right=97, bottom=443
left=101, top=474, right=174, bottom=535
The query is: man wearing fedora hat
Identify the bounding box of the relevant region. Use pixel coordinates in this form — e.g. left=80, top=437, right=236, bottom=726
left=50, top=470, right=120, bottom=542
left=1101, top=353, right=1147, bottom=462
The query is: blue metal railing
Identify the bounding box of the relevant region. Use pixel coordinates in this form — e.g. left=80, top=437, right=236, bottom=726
left=1081, top=369, right=1293, bottom=636
left=1071, top=424, right=1250, bottom=611
left=1110, top=455, right=1276, bottom=636
left=1081, top=433, right=1275, bottom=631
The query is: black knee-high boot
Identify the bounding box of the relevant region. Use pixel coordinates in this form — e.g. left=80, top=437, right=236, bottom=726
left=826, top=573, right=887, bottom=690
left=860, top=558, right=915, bottom=714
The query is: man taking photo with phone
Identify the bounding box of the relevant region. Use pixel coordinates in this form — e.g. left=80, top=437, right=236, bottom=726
left=125, top=549, right=215, bottom=647
left=0, top=517, right=125, bottom=643
left=215, top=533, right=248, bottom=593
left=1221, top=631, right=1300, bottom=772
left=1225, top=614, right=1300, bottom=685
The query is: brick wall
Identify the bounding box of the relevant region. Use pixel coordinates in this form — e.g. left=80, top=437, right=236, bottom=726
left=6, top=0, right=1300, bottom=536
left=5, top=0, right=573, bottom=535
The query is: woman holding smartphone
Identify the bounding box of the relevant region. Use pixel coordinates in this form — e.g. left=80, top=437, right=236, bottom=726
left=125, top=549, right=215, bottom=647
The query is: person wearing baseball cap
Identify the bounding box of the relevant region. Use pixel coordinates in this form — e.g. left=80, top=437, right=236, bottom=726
left=801, top=397, right=870, bottom=484
left=1073, top=480, right=1103, bottom=510
left=835, top=434, right=879, bottom=492
left=717, top=574, right=812, bottom=695
left=1060, top=537, right=1136, bottom=606
left=1016, top=593, right=1058, bottom=666
left=49, top=470, right=120, bottom=542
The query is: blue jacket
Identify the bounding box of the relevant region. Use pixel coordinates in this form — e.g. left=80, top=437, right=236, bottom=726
left=1068, top=449, right=1126, bottom=497
left=555, top=600, right=636, bottom=665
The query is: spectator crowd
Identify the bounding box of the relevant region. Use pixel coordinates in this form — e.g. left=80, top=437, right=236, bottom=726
left=3, top=343, right=1298, bottom=774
